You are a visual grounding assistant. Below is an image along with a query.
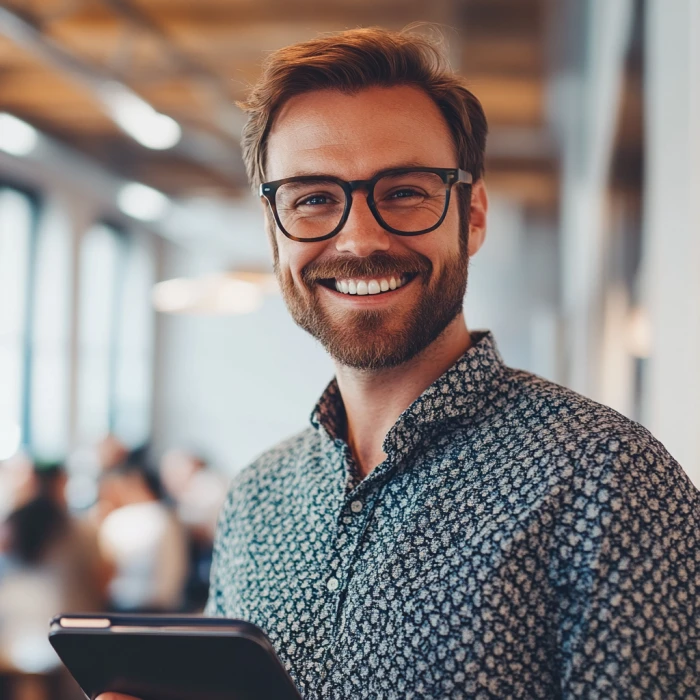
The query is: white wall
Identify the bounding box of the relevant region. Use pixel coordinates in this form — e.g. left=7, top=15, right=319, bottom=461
left=151, top=242, right=334, bottom=475
left=641, top=0, right=700, bottom=485
left=467, top=196, right=559, bottom=380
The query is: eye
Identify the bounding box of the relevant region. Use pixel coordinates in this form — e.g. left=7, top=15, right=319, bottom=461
left=388, top=187, right=424, bottom=199
left=293, top=190, right=344, bottom=209
left=298, top=193, right=333, bottom=206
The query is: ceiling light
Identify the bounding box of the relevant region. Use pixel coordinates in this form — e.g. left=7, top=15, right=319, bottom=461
left=118, top=182, right=170, bottom=221
left=0, top=113, right=38, bottom=156
left=214, top=277, right=264, bottom=314
left=152, top=275, right=264, bottom=315
left=151, top=278, right=200, bottom=313
left=229, top=271, right=279, bottom=295
left=99, top=82, right=181, bottom=150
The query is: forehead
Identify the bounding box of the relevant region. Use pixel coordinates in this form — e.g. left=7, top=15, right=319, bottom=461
left=265, top=85, right=457, bottom=181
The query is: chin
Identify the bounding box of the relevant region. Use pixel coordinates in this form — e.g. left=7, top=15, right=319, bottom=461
left=321, top=325, right=422, bottom=370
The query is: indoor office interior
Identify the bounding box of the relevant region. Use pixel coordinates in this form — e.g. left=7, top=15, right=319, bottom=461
left=0, top=0, right=698, bottom=698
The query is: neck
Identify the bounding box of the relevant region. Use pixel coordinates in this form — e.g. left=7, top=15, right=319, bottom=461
left=335, top=314, right=472, bottom=479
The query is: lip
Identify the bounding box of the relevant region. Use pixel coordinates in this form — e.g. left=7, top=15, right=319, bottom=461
left=317, top=275, right=417, bottom=305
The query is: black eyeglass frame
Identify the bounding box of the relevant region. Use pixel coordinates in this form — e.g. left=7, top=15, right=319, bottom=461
left=259, top=167, right=473, bottom=242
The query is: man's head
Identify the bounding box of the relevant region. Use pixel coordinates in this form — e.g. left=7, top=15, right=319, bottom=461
left=98, top=461, right=160, bottom=512
left=240, top=28, right=488, bottom=370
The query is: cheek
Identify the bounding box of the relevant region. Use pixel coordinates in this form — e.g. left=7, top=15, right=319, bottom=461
left=276, top=238, right=322, bottom=287
left=437, top=205, right=464, bottom=261
left=444, top=198, right=464, bottom=243
left=408, top=209, right=461, bottom=272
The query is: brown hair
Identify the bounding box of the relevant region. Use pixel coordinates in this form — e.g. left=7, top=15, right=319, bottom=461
left=239, top=27, right=488, bottom=193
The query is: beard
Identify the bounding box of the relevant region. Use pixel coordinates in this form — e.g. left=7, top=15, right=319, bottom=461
left=275, top=242, right=469, bottom=371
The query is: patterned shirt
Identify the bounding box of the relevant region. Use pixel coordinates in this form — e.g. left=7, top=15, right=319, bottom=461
left=206, top=331, right=700, bottom=699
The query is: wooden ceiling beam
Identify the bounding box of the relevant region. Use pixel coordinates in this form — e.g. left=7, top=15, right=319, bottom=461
left=466, top=76, right=545, bottom=126
left=0, top=0, right=557, bottom=210
left=460, top=38, right=544, bottom=78
left=484, top=169, right=558, bottom=212
left=457, top=0, right=545, bottom=36
left=0, top=5, right=246, bottom=188
left=125, top=0, right=456, bottom=26
left=34, top=0, right=455, bottom=39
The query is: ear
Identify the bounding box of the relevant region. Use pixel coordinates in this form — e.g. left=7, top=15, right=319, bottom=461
left=467, top=179, right=488, bottom=257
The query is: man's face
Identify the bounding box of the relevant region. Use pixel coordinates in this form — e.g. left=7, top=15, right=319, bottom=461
left=264, top=85, right=486, bottom=370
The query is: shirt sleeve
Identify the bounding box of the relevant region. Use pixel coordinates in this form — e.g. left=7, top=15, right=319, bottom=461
left=554, top=431, right=700, bottom=698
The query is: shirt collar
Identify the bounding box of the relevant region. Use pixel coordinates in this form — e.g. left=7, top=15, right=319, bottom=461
left=310, top=331, right=507, bottom=456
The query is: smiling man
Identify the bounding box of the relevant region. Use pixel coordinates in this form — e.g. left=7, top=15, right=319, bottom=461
left=261, top=79, right=486, bottom=476
left=101, top=27, right=699, bottom=700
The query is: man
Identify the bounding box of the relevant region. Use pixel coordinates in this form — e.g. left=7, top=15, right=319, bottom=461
left=101, top=27, right=699, bottom=700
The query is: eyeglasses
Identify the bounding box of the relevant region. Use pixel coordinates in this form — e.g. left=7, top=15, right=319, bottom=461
left=259, top=167, right=473, bottom=242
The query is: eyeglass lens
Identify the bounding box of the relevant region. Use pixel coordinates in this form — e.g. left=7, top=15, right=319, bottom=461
left=274, top=170, right=448, bottom=240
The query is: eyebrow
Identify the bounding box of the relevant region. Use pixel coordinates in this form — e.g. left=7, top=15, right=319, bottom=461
left=283, top=160, right=434, bottom=180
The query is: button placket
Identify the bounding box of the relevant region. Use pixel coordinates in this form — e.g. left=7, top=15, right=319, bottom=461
left=324, top=496, right=369, bottom=638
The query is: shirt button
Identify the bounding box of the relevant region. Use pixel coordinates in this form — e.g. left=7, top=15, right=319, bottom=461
left=350, top=500, right=363, bottom=513
left=327, top=577, right=339, bottom=592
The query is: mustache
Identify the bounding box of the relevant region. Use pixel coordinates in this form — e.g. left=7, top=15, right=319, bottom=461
left=301, top=251, right=432, bottom=285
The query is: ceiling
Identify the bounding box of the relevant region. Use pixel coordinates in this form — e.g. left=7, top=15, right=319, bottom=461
left=0, top=0, right=558, bottom=211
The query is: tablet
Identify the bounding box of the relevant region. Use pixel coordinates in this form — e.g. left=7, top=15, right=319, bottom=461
left=48, top=613, right=302, bottom=700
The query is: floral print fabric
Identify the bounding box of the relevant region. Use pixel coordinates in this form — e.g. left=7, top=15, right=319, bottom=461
left=206, top=331, right=699, bottom=699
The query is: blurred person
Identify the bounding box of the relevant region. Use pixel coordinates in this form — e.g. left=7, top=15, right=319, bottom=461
left=0, top=496, right=68, bottom=675
left=0, top=452, right=36, bottom=520
left=0, top=464, right=108, bottom=698
left=85, top=441, right=147, bottom=528
left=100, top=27, right=699, bottom=700
left=97, top=461, right=188, bottom=613
left=159, top=449, right=208, bottom=512
left=159, top=449, right=227, bottom=611
left=0, top=463, right=108, bottom=613
left=159, top=449, right=227, bottom=538
left=67, top=435, right=129, bottom=527
left=96, top=434, right=129, bottom=473
left=33, top=460, right=69, bottom=507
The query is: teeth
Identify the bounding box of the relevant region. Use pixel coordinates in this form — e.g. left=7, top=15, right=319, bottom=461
left=332, top=276, right=409, bottom=295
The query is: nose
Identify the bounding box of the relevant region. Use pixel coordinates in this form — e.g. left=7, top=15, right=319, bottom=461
left=333, top=191, right=391, bottom=257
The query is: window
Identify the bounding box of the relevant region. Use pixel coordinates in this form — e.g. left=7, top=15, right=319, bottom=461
left=76, top=223, right=122, bottom=443
left=76, top=224, right=155, bottom=448
left=28, top=203, right=72, bottom=461
left=0, top=188, right=34, bottom=460
left=113, top=233, right=155, bottom=447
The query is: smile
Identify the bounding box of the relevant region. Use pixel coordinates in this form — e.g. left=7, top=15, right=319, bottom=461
left=319, top=274, right=413, bottom=296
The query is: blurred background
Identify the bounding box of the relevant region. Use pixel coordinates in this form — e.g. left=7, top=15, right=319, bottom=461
left=0, top=0, right=698, bottom=697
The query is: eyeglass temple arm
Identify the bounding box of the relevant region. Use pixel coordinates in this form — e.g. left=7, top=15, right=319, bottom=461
left=457, top=169, right=473, bottom=185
